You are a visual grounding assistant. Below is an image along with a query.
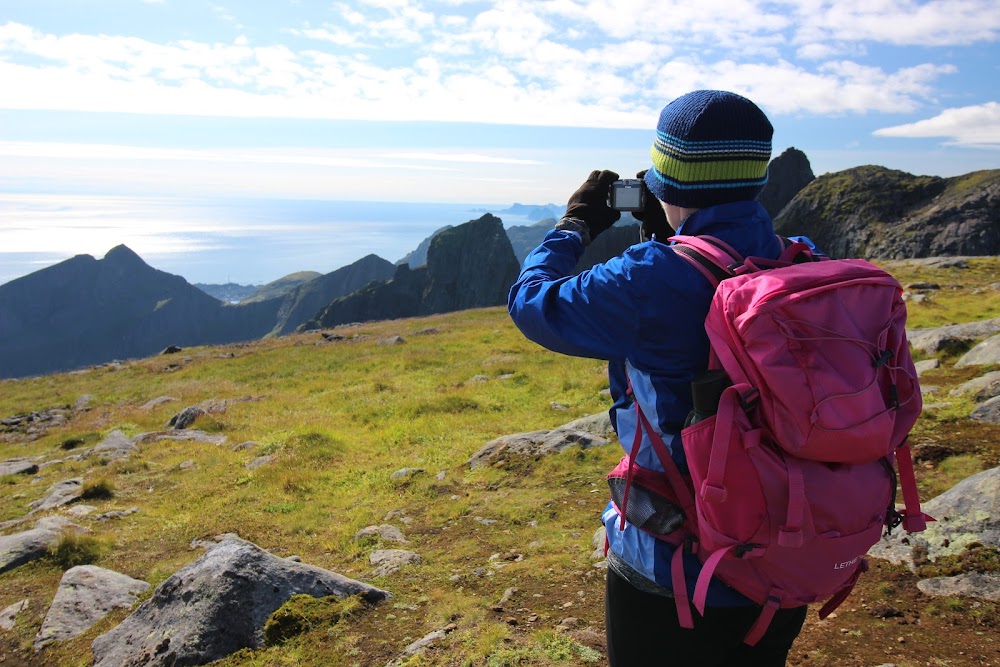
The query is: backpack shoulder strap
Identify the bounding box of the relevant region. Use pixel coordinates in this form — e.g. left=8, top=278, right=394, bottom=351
left=667, top=235, right=743, bottom=288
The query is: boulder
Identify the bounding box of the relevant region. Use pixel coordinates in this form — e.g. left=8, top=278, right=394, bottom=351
left=89, top=430, right=138, bottom=462
left=29, top=478, right=84, bottom=514
left=370, top=549, right=421, bottom=577
left=0, top=517, right=76, bottom=575
left=0, top=599, right=29, bottom=631
left=166, top=406, right=204, bottom=430
left=468, top=415, right=612, bottom=469
left=913, top=359, right=940, bottom=376
left=949, top=371, right=1000, bottom=401
left=390, top=467, right=425, bottom=481
left=0, top=458, right=40, bottom=476
left=91, top=537, right=388, bottom=667
left=868, top=466, right=1000, bottom=569
left=956, top=333, right=1000, bottom=367
left=355, top=525, right=408, bottom=544
left=34, top=565, right=150, bottom=650
left=132, top=430, right=227, bottom=447
left=970, top=396, right=1000, bottom=424
left=917, top=572, right=1000, bottom=601
left=907, top=318, right=1000, bottom=355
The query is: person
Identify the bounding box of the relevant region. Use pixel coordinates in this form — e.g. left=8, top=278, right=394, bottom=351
left=507, top=90, right=815, bottom=666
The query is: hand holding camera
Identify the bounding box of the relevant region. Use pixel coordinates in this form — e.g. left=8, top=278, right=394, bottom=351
left=557, top=170, right=622, bottom=245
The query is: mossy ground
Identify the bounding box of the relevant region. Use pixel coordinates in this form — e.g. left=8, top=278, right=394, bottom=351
left=1, top=259, right=1000, bottom=666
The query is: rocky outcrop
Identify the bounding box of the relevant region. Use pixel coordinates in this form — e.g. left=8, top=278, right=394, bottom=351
left=908, top=317, right=1000, bottom=355
left=774, top=167, right=1000, bottom=259
left=868, top=466, right=1000, bottom=569
left=0, top=517, right=77, bottom=575
left=91, top=537, right=388, bottom=667
left=757, top=147, right=815, bottom=218
left=468, top=412, right=614, bottom=469
left=305, top=215, right=520, bottom=329
left=397, top=226, right=453, bottom=268
left=34, top=566, right=150, bottom=650
left=269, top=255, right=396, bottom=335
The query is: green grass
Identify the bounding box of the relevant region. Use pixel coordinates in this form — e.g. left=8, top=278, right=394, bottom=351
left=3, top=257, right=1000, bottom=666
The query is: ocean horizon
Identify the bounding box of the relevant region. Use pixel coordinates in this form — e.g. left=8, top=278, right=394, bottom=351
left=0, top=195, right=560, bottom=288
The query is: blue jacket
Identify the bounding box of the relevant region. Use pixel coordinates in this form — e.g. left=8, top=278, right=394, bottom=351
left=508, top=200, right=802, bottom=606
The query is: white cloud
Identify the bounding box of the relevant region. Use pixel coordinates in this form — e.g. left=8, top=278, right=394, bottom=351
left=873, top=102, right=1000, bottom=148
left=0, top=0, right=992, bottom=129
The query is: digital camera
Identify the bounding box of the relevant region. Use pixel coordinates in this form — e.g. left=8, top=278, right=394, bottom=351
left=609, top=179, right=645, bottom=212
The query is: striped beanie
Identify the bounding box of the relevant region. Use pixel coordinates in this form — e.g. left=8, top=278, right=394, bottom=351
left=644, top=90, right=773, bottom=209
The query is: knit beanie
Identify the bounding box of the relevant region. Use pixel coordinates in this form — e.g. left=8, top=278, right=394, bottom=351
left=644, top=90, right=773, bottom=209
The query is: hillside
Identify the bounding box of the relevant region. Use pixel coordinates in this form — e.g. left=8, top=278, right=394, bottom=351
left=239, top=272, right=322, bottom=304
left=2, top=257, right=1000, bottom=666
left=774, top=167, right=1000, bottom=259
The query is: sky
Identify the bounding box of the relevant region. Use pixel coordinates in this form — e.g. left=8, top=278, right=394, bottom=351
left=1, top=0, right=999, bottom=285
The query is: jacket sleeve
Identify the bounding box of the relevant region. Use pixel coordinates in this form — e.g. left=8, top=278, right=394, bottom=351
left=507, top=229, right=641, bottom=361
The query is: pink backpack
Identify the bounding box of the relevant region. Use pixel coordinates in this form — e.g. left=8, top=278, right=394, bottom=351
left=610, top=234, right=931, bottom=645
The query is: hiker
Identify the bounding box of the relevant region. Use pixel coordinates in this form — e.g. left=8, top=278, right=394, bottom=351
left=508, top=90, right=817, bottom=666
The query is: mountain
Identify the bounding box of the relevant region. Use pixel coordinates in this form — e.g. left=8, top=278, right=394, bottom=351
left=774, top=167, right=1000, bottom=259
left=396, top=225, right=453, bottom=267
left=268, top=255, right=395, bottom=336
left=240, top=272, right=322, bottom=304
left=195, top=282, right=261, bottom=303
left=0, top=248, right=396, bottom=378
left=506, top=219, right=555, bottom=263
left=0, top=246, right=280, bottom=379
left=757, top=147, right=815, bottom=218
left=303, top=214, right=520, bottom=329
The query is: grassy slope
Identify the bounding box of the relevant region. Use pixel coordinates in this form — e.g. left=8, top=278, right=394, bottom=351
left=1, top=258, right=999, bottom=667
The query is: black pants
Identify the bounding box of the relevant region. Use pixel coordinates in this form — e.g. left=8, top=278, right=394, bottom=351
left=605, top=568, right=807, bottom=666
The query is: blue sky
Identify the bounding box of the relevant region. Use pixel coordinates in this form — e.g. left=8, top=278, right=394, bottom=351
left=0, top=0, right=998, bottom=285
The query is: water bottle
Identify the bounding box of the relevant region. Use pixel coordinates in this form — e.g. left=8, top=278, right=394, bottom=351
left=684, top=369, right=731, bottom=427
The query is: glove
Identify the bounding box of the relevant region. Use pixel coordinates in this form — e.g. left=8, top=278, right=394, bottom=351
left=555, top=170, right=621, bottom=245
left=632, top=170, right=671, bottom=242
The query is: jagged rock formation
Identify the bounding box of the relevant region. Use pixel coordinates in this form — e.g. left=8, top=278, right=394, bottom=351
left=267, top=255, right=395, bottom=335
left=304, top=215, right=520, bottom=329
left=0, top=247, right=395, bottom=379
left=774, top=167, right=1000, bottom=259
left=90, top=537, right=388, bottom=667
left=396, top=225, right=453, bottom=268
left=757, top=147, right=815, bottom=218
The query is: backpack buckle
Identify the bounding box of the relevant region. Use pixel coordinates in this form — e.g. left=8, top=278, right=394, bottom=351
left=739, top=388, right=760, bottom=413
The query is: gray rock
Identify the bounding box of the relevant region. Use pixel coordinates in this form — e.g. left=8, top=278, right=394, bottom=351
left=591, top=526, right=607, bottom=560
left=907, top=317, right=1000, bottom=355
left=0, top=517, right=75, bottom=575
left=467, top=375, right=489, bottom=383
left=562, top=412, right=616, bottom=439
left=66, top=505, right=98, bottom=518
left=950, top=371, right=1000, bottom=401
left=89, top=430, right=138, bottom=462
left=140, top=397, right=178, bottom=410
left=469, top=420, right=611, bottom=469
left=166, top=406, right=205, bottom=429
left=34, top=565, right=149, bottom=650
left=869, top=466, right=1000, bottom=569
left=28, top=478, right=84, bottom=514
left=95, top=508, right=140, bottom=522
left=370, top=549, right=421, bottom=577
left=385, top=624, right=456, bottom=667
left=913, top=359, right=940, bottom=376
left=91, top=538, right=388, bottom=667
left=377, top=336, right=406, bottom=346
left=0, top=458, right=40, bottom=476
left=74, top=395, right=94, bottom=411
left=0, top=599, right=29, bottom=631
left=133, top=430, right=227, bottom=447
left=390, top=467, right=425, bottom=481
left=970, top=396, right=1000, bottom=424
left=956, top=333, right=1000, bottom=367
left=232, top=441, right=257, bottom=452
left=917, top=572, right=1000, bottom=601
left=245, top=455, right=273, bottom=470
left=355, top=525, right=408, bottom=544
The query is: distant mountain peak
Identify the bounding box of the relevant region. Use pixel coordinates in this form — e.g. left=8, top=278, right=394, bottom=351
left=103, top=244, right=148, bottom=267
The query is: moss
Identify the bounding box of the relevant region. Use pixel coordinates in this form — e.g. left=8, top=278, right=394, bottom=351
left=262, top=594, right=362, bottom=646
left=916, top=543, right=1000, bottom=578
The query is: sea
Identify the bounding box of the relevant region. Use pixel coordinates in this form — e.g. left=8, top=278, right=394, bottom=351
left=0, top=196, right=559, bottom=288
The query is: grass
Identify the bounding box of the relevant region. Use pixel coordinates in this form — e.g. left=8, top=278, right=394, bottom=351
left=2, top=258, right=1000, bottom=666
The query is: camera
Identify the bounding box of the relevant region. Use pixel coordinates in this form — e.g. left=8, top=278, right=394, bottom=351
left=609, top=179, right=645, bottom=212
